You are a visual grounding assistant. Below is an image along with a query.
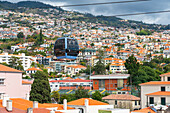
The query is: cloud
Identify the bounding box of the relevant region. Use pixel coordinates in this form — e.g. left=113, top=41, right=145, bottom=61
left=3, top=0, right=170, bottom=24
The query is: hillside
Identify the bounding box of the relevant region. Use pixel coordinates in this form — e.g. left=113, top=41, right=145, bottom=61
left=0, top=1, right=169, bottom=30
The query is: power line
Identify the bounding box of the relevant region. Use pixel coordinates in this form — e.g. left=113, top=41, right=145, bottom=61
left=58, top=0, right=150, bottom=7
left=71, top=10, right=170, bottom=20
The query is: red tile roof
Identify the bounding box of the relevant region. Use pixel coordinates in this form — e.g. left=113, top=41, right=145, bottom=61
left=139, top=81, right=170, bottom=86
left=0, top=98, right=74, bottom=111
left=26, top=67, right=42, bottom=71
left=0, top=64, right=23, bottom=73
left=102, top=94, right=140, bottom=100
left=22, top=80, right=32, bottom=84
left=67, top=98, right=108, bottom=106
left=146, top=91, right=170, bottom=96
left=131, top=107, right=156, bottom=113
left=160, top=72, right=170, bottom=76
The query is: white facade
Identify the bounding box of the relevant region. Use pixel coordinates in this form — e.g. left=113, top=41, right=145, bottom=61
left=0, top=53, right=36, bottom=70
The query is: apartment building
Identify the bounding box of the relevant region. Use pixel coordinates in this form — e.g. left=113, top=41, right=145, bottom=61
left=0, top=53, right=36, bottom=70
left=66, top=65, right=86, bottom=75
left=140, top=72, right=170, bottom=109
left=0, top=64, right=31, bottom=99
left=90, top=74, right=130, bottom=94
left=110, top=61, right=127, bottom=73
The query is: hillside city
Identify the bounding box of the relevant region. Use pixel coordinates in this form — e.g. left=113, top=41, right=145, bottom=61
left=0, top=1, right=170, bottom=113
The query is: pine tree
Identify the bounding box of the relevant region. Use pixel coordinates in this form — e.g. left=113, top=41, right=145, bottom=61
left=30, top=71, right=51, bottom=103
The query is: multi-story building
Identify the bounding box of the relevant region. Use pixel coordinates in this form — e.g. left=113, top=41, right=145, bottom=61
left=110, top=61, right=127, bottom=73
left=50, top=79, right=92, bottom=91
left=0, top=64, right=31, bottom=99
left=0, top=53, right=36, bottom=70
left=140, top=72, right=170, bottom=109
left=90, top=74, right=130, bottom=94
left=35, top=54, right=52, bottom=66
left=66, top=65, right=86, bottom=75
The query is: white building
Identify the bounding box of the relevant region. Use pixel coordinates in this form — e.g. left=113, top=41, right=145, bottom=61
left=140, top=72, right=170, bottom=109
left=0, top=53, right=36, bottom=70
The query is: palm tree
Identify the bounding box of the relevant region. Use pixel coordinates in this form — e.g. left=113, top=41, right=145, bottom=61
left=9, top=56, right=18, bottom=68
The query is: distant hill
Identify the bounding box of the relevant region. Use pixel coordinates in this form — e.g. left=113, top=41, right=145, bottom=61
left=0, top=1, right=62, bottom=10
left=0, top=1, right=169, bottom=30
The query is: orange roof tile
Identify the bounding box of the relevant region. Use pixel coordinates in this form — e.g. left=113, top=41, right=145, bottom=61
left=139, top=81, right=170, bottom=86
left=0, top=98, right=74, bottom=111
left=22, top=80, right=32, bottom=84
left=146, top=91, right=170, bottom=96
left=0, top=64, right=23, bottom=73
left=132, top=107, right=156, bottom=113
left=67, top=98, right=108, bottom=106
left=160, top=72, right=170, bottom=76
left=26, top=67, right=42, bottom=71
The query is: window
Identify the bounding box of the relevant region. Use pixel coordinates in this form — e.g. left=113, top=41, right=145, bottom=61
left=139, top=101, right=140, bottom=105
left=55, top=85, right=58, bottom=87
left=161, top=97, right=166, bottom=105
left=168, top=77, right=170, bottom=81
left=115, top=100, right=117, bottom=105
left=117, top=79, right=123, bottom=88
left=135, top=101, right=137, bottom=106
left=122, top=92, right=126, bottom=94
left=149, top=97, right=154, bottom=104
left=118, top=92, right=121, bottom=94
left=0, top=79, right=4, bottom=85
left=161, top=87, right=165, bottom=91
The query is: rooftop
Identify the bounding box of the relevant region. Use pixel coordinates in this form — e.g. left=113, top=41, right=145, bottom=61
left=102, top=94, right=140, bottom=100
left=67, top=98, right=109, bottom=106
left=139, top=81, right=170, bottom=86
left=0, top=64, right=23, bottom=73
left=146, top=91, right=170, bottom=96
left=90, top=74, right=130, bottom=79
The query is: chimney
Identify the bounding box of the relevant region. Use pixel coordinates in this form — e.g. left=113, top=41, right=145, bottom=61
left=26, top=93, right=29, bottom=100
left=6, top=100, right=12, bottom=112
left=85, top=99, right=89, bottom=107
left=2, top=95, right=9, bottom=107
left=85, top=99, right=89, bottom=113
left=33, top=101, right=38, bottom=108
left=63, top=99, right=67, bottom=110
left=50, top=110, right=55, bottom=113
left=27, top=108, right=33, bottom=113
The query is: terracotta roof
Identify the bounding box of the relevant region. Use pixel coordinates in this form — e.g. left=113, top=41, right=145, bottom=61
left=26, top=67, right=42, bottom=71
left=146, top=91, right=170, bottom=96
left=102, top=94, right=140, bottom=100
left=0, top=64, right=23, bottom=73
left=139, top=81, right=170, bottom=86
left=67, top=98, right=108, bottom=106
left=132, top=107, right=156, bottom=113
left=22, top=80, right=32, bottom=84
left=0, top=107, right=25, bottom=113
left=160, top=72, right=170, bottom=76
left=33, top=108, right=62, bottom=113
left=0, top=98, right=74, bottom=111
left=50, top=80, right=91, bottom=83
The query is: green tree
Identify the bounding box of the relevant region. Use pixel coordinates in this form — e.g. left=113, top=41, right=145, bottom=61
left=164, top=64, right=170, bottom=73
left=92, top=90, right=102, bottom=101
left=17, top=32, right=25, bottom=39
left=51, top=91, right=60, bottom=102
left=75, top=86, right=89, bottom=99
left=30, top=71, right=51, bottom=103
left=9, top=56, right=19, bottom=68
left=124, top=55, right=140, bottom=86
left=94, top=49, right=105, bottom=75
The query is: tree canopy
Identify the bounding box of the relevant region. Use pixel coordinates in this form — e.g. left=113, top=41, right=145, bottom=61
left=30, top=71, right=51, bottom=103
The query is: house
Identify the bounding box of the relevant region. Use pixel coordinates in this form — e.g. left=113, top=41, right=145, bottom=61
left=102, top=94, right=140, bottom=110
left=45, top=67, right=54, bottom=73
left=0, top=64, right=31, bottom=99
left=26, top=67, right=42, bottom=75
left=90, top=74, right=130, bottom=94
left=66, top=65, right=86, bottom=75
left=67, top=98, right=113, bottom=113
left=140, top=72, right=170, bottom=109
left=110, top=61, right=127, bottom=73
left=0, top=96, right=79, bottom=113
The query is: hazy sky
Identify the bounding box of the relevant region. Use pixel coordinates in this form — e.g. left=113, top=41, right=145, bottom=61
left=4, top=0, right=170, bottom=25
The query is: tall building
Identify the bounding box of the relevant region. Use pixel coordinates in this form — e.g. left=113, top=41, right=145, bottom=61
left=0, top=53, right=36, bottom=70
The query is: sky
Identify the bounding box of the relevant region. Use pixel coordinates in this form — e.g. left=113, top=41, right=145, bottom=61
left=4, top=0, right=170, bottom=25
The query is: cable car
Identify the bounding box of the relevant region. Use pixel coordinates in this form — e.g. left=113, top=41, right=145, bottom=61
left=54, top=37, right=79, bottom=59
